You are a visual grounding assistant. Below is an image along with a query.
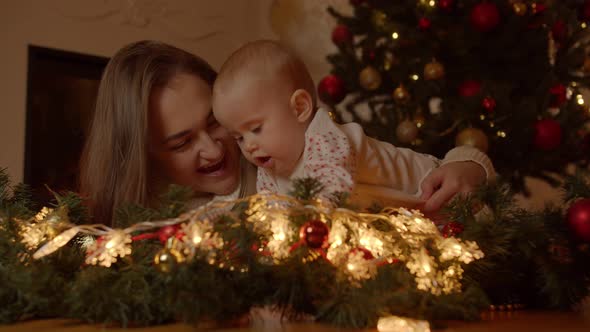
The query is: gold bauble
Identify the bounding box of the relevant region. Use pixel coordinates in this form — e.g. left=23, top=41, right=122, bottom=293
left=455, top=127, right=489, bottom=153
left=154, top=248, right=184, bottom=273
left=396, top=120, right=419, bottom=144
left=359, top=66, right=382, bottom=91
left=512, top=2, right=527, bottom=16
left=371, top=10, right=388, bottom=31
left=423, top=60, right=445, bottom=80
left=392, top=84, right=410, bottom=103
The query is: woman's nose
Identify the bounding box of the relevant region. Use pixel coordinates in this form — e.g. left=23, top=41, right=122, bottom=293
left=198, top=133, right=223, bottom=160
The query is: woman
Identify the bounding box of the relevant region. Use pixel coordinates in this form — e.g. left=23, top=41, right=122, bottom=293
left=79, top=41, right=255, bottom=225
left=81, top=40, right=492, bottom=226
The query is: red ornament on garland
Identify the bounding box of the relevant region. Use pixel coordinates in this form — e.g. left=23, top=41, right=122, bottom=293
left=482, top=96, right=497, bottom=112
left=158, top=224, right=181, bottom=244
left=332, top=24, right=353, bottom=47
left=299, top=220, right=330, bottom=249
left=458, top=80, right=482, bottom=97
left=438, top=0, right=454, bottom=11
left=350, top=247, right=374, bottom=260
left=471, top=2, right=500, bottom=32
left=442, top=222, right=465, bottom=238
left=318, top=74, right=347, bottom=105
left=549, top=84, right=567, bottom=107
left=418, top=17, right=432, bottom=30
left=567, top=198, right=590, bottom=242
left=533, top=119, right=562, bottom=150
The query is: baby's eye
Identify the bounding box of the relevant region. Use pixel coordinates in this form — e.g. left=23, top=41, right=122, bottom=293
left=252, top=125, right=262, bottom=134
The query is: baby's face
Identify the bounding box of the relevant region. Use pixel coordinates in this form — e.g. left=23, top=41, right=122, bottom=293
left=213, top=81, right=307, bottom=177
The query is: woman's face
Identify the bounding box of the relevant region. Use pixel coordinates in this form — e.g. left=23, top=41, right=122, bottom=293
left=148, top=73, right=241, bottom=195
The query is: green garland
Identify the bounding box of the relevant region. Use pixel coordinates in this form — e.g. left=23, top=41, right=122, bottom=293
left=0, top=168, right=589, bottom=328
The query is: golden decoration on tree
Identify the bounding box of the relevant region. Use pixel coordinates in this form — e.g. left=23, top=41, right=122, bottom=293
left=512, top=2, right=527, bottom=16
left=371, top=10, right=388, bottom=31
left=396, top=120, right=419, bottom=144
left=455, top=127, right=489, bottom=153
left=359, top=66, right=382, bottom=91
left=154, top=245, right=185, bottom=273
left=392, top=84, right=411, bottom=104
left=423, top=59, right=445, bottom=80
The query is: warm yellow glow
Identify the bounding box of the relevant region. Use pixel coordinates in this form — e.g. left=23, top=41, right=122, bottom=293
left=497, top=131, right=506, bottom=138
left=480, top=114, right=486, bottom=120
left=192, top=235, right=202, bottom=244
left=392, top=32, right=399, bottom=39
left=411, top=74, right=419, bottom=81
left=582, top=22, right=587, bottom=29
left=429, top=0, right=435, bottom=6
left=274, top=232, right=286, bottom=241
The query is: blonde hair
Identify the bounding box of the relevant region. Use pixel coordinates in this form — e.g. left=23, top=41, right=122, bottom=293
left=79, top=40, right=216, bottom=225
left=214, top=40, right=317, bottom=107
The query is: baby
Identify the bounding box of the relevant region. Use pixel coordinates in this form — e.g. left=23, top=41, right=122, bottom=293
left=212, top=40, right=494, bottom=210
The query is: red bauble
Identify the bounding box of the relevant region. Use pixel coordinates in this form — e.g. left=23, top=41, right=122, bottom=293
left=533, top=119, right=562, bottom=150
left=458, top=80, right=482, bottom=97
left=158, top=225, right=181, bottom=244
left=438, top=0, right=454, bottom=11
left=583, top=1, right=590, bottom=21
left=471, top=2, right=500, bottom=32
left=532, top=3, right=547, bottom=15
left=482, top=96, right=497, bottom=112
left=418, top=17, right=432, bottom=30
left=332, top=25, right=353, bottom=46
left=442, top=222, right=465, bottom=238
left=551, top=20, right=567, bottom=42
left=549, top=84, right=567, bottom=107
left=299, top=220, right=330, bottom=249
left=567, top=198, right=590, bottom=242
left=350, top=247, right=374, bottom=260
left=318, top=74, right=347, bottom=105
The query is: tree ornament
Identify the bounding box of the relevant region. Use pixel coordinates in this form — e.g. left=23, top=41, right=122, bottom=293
left=442, top=222, right=465, bottom=238
left=429, top=97, right=443, bottom=114
left=583, top=1, right=590, bottom=21
left=359, top=66, right=382, bottom=91
left=549, top=84, right=567, bottom=107
left=567, top=198, right=590, bottom=242
left=414, top=113, right=426, bottom=128
left=482, top=96, right=497, bottom=112
left=157, top=224, right=181, bottom=244
left=371, top=10, right=388, bottom=31
left=512, top=2, right=527, bottom=16
left=533, top=119, right=562, bottom=150
left=396, top=120, right=419, bottom=144
left=470, top=2, right=500, bottom=32
left=318, top=74, right=346, bottom=105
left=154, top=247, right=184, bottom=273
left=438, top=0, right=454, bottom=11
left=418, top=17, right=432, bottom=30
left=362, top=46, right=376, bottom=62
left=455, top=127, right=489, bottom=152
left=392, top=84, right=411, bottom=103
left=299, top=220, right=329, bottom=249
left=531, top=3, right=547, bottom=15
left=332, top=24, right=353, bottom=47
left=458, top=80, right=482, bottom=97
left=551, top=20, right=567, bottom=42
left=424, top=59, right=445, bottom=80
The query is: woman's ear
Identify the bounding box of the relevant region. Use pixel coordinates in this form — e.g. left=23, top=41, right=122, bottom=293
left=289, top=89, right=314, bottom=123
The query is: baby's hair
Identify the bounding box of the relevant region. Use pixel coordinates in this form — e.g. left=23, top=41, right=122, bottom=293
left=214, top=40, right=317, bottom=107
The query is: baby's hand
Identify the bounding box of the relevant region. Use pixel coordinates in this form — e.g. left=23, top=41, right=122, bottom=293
left=419, top=161, right=486, bottom=213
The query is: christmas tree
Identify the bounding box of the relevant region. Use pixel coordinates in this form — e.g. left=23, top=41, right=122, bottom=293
left=320, top=0, right=590, bottom=195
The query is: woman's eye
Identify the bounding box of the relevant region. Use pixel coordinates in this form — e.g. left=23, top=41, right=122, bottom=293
left=252, top=125, right=262, bottom=134
left=170, top=138, right=190, bottom=151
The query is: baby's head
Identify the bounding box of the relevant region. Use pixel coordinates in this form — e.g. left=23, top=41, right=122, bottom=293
left=213, top=40, right=317, bottom=177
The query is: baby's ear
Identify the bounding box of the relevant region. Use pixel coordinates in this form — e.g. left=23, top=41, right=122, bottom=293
left=290, top=89, right=313, bottom=123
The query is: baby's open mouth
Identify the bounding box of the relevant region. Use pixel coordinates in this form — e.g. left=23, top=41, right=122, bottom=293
left=198, top=156, right=225, bottom=174
left=256, top=156, right=272, bottom=167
